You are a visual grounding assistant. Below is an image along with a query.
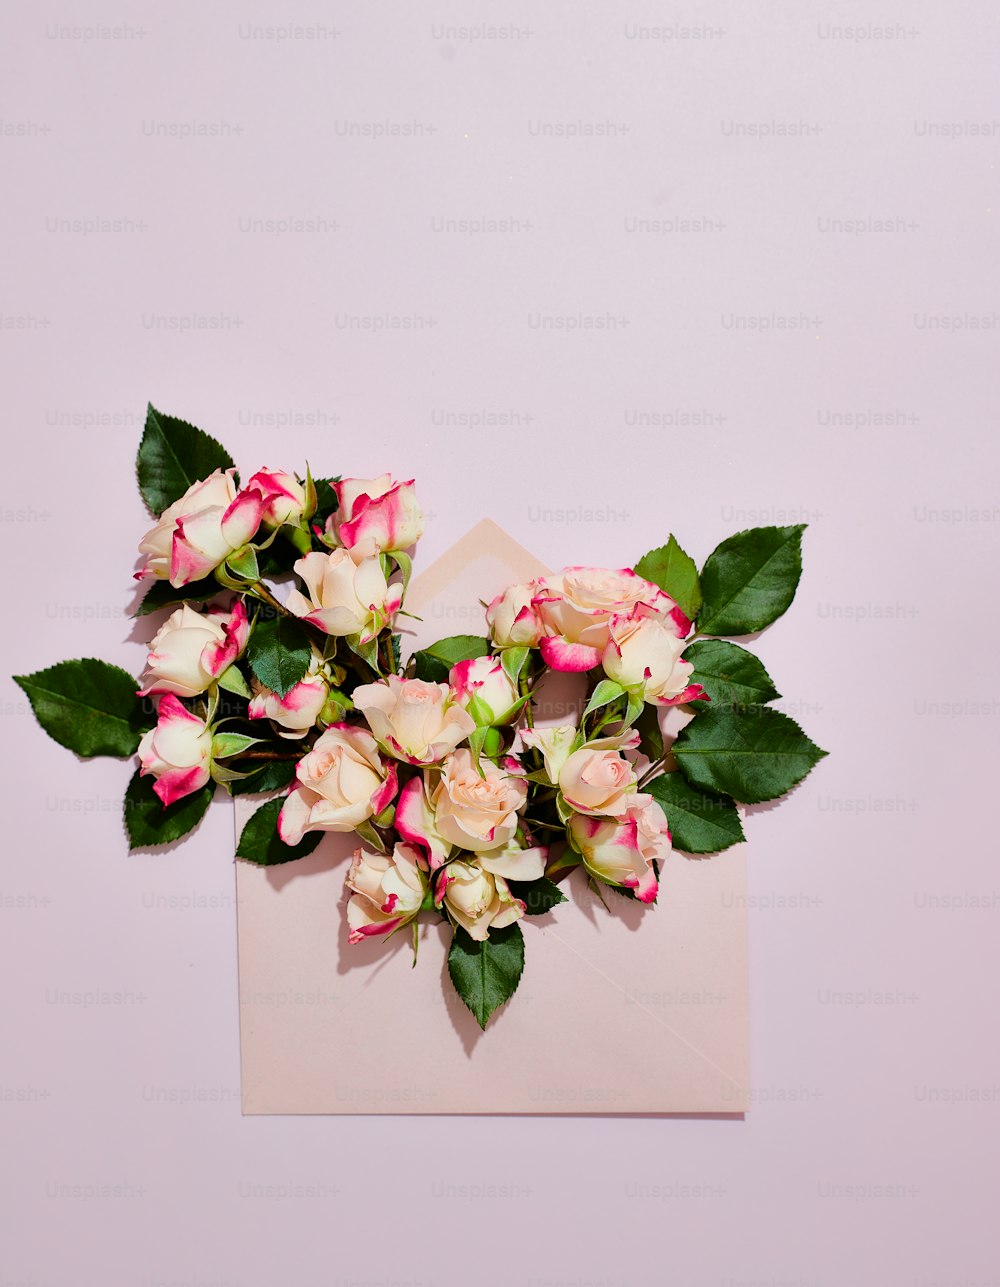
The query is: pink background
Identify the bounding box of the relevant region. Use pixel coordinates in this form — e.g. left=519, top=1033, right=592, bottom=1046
left=2, top=1, right=998, bottom=1284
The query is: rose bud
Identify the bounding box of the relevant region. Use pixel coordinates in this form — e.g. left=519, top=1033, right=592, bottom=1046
left=137, top=695, right=214, bottom=807
left=434, top=842, right=545, bottom=941
left=138, top=600, right=249, bottom=699
left=345, top=843, right=427, bottom=945
left=285, top=549, right=401, bottom=640
left=485, top=580, right=544, bottom=648
left=248, top=655, right=330, bottom=739
left=137, top=469, right=265, bottom=588
left=602, top=609, right=706, bottom=706
left=324, top=475, right=424, bottom=562
left=568, top=795, right=670, bottom=904
left=244, top=468, right=308, bottom=528
left=449, top=656, right=520, bottom=726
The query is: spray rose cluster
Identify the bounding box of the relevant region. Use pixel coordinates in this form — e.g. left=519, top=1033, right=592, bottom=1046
left=16, top=407, right=825, bottom=1031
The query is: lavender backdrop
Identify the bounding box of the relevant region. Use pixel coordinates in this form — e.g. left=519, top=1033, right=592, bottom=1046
left=2, top=2, right=998, bottom=1285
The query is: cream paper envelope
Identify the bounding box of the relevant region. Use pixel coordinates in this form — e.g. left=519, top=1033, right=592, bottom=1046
left=234, top=521, right=749, bottom=1114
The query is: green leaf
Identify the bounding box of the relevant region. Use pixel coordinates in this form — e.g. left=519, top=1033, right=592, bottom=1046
left=673, top=704, right=827, bottom=805
left=226, top=545, right=259, bottom=581
left=15, top=660, right=153, bottom=758
left=635, top=535, right=702, bottom=620
left=583, top=678, right=625, bottom=719
left=500, top=646, right=530, bottom=687
left=697, top=525, right=805, bottom=636
left=216, top=665, right=252, bottom=698
left=506, top=877, right=567, bottom=916
left=682, top=639, right=780, bottom=707
left=235, top=797, right=322, bottom=865
left=646, top=773, right=745, bottom=854
left=136, top=403, right=236, bottom=516
left=245, top=614, right=311, bottom=698
left=312, top=477, right=339, bottom=526
left=124, top=769, right=214, bottom=849
left=634, top=703, right=664, bottom=763
left=447, top=923, right=525, bottom=1030
left=412, top=635, right=489, bottom=684
left=229, top=759, right=297, bottom=796
left=134, top=575, right=220, bottom=617
left=212, top=732, right=263, bottom=759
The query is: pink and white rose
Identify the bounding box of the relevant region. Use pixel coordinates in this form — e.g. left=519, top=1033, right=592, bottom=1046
left=244, top=467, right=308, bottom=528
left=485, top=580, right=544, bottom=648
left=345, top=843, right=427, bottom=944
left=137, top=695, right=213, bottom=807
left=531, top=567, right=690, bottom=672
left=395, top=773, right=452, bottom=870
left=249, top=655, right=329, bottom=739
left=568, top=794, right=670, bottom=904
left=286, top=549, right=401, bottom=640
left=449, top=656, right=520, bottom=725
left=353, top=676, right=474, bottom=765
left=434, top=842, right=545, bottom=941
left=278, top=724, right=397, bottom=845
left=602, top=609, right=706, bottom=706
left=432, top=750, right=528, bottom=853
left=137, top=469, right=264, bottom=588
left=556, top=730, right=640, bottom=817
left=324, top=475, right=424, bottom=562
left=138, top=600, right=249, bottom=698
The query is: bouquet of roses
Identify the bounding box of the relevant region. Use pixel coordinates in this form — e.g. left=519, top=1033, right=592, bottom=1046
left=16, top=406, right=826, bottom=1029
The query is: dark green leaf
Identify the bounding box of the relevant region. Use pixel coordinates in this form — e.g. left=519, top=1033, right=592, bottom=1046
left=447, top=923, right=525, bottom=1029
left=15, top=659, right=153, bottom=758
left=137, top=403, right=236, bottom=516
left=246, top=614, right=311, bottom=698
left=506, top=877, right=567, bottom=916
left=236, top=797, right=321, bottom=865
left=389, top=633, right=402, bottom=674
left=646, top=773, right=745, bottom=854
left=413, top=635, right=489, bottom=684
left=312, top=477, right=339, bottom=526
left=635, top=535, right=702, bottom=620
left=682, top=639, right=780, bottom=707
left=229, top=759, right=297, bottom=796
left=583, top=678, right=625, bottom=719
left=697, top=525, right=805, bottom=636
left=134, top=574, right=220, bottom=617
left=124, top=769, right=214, bottom=849
left=673, top=704, right=827, bottom=804
left=634, top=703, right=664, bottom=763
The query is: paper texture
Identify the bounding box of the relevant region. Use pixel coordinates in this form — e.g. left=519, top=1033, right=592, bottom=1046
left=235, top=520, right=749, bottom=1114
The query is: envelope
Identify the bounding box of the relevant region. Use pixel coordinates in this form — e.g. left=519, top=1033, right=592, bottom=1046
left=234, top=521, right=749, bottom=1114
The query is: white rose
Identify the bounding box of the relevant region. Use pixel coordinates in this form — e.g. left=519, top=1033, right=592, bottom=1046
left=286, top=549, right=400, bottom=640
left=278, top=724, right=397, bottom=845
left=431, top=750, right=527, bottom=853
left=449, top=656, right=520, bottom=725
left=139, top=601, right=248, bottom=698
left=353, top=676, right=475, bottom=765
left=345, top=843, right=426, bottom=944
left=602, top=611, right=704, bottom=706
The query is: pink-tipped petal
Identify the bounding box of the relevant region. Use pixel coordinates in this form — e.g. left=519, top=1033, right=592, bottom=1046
left=539, top=636, right=602, bottom=673
left=220, top=488, right=264, bottom=549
